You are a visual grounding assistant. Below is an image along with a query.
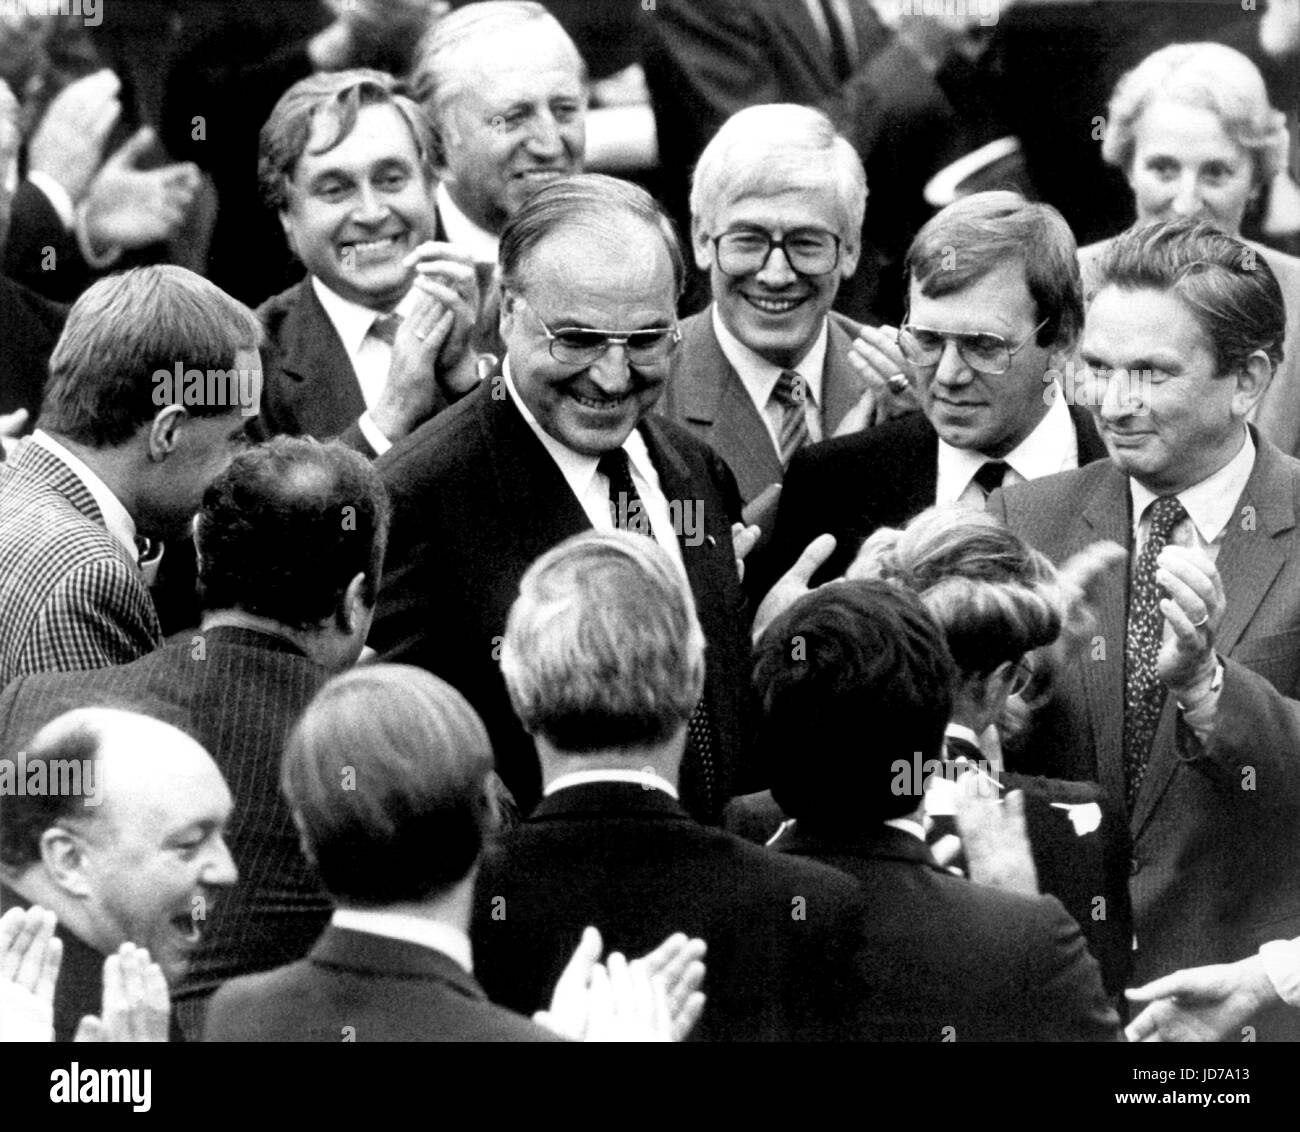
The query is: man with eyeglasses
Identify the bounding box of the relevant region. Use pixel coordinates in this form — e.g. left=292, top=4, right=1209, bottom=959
left=368, top=174, right=754, bottom=825
left=661, top=105, right=881, bottom=539
left=755, top=191, right=1108, bottom=591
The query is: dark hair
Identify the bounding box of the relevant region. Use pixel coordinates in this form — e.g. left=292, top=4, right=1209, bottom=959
left=282, top=666, right=495, bottom=907
left=37, top=266, right=261, bottom=448
left=258, top=69, right=435, bottom=213
left=1093, top=218, right=1286, bottom=375
left=499, top=173, right=685, bottom=297
left=753, top=580, right=956, bottom=825
left=0, top=714, right=102, bottom=871
left=195, top=437, right=390, bottom=629
left=906, top=191, right=1084, bottom=351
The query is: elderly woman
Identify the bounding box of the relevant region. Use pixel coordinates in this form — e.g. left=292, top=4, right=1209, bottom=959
left=1082, top=42, right=1300, bottom=455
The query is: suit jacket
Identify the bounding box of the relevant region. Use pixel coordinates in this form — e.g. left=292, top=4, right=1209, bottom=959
left=659, top=309, right=869, bottom=513
left=775, top=824, right=1121, bottom=1041
left=0, top=440, right=160, bottom=688
left=2, top=182, right=91, bottom=303
left=471, top=782, right=874, bottom=1041
left=370, top=381, right=753, bottom=821
left=989, top=432, right=1300, bottom=1008
left=0, top=626, right=334, bottom=1011
left=752, top=404, right=1108, bottom=596
left=203, top=925, right=562, bottom=1042
left=1081, top=237, right=1300, bottom=460
left=723, top=759, right=1134, bottom=999
left=0, top=274, right=66, bottom=422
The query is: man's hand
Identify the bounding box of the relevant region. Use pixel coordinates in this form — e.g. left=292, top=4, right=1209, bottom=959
left=405, top=241, right=482, bottom=385
left=0, top=905, right=62, bottom=1042
left=73, top=943, right=170, bottom=1042
left=952, top=773, right=1039, bottom=896
left=1, top=407, right=28, bottom=461
left=1155, top=544, right=1226, bottom=696
left=370, top=298, right=456, bottom=443
left=1125, top=955, right=1278, bottom=1042
left=82, top=128, right=201, bottom=252
left=731, top=521, right=761, bottom=582
left=846, top=325, right=920, bottom=426
left=536, top=926, right=707, bottom=1041
left=27, top=70, right=121, bottom=203
left=752, top=533, right=837, bottom=644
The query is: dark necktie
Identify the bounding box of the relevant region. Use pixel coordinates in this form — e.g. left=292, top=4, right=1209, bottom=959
left=597, top=446, right=717, bottom=816
left=369, top=312, right=402, bottom=346
left=772, top=370, right=811, bottom=467
left=1122, top=495, right=1189, bottom=809
left=972, top=460, right=1009, bottom=497
left=818, top=0, right=855, bottom=81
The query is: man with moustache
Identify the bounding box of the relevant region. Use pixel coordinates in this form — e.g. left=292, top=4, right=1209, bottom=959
left=370, top=175, right=751, bottom=824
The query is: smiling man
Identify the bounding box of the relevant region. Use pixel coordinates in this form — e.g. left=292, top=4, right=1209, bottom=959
left=369, top=175, right=751, bottom=823
left=660, top=104, right=871, bottom=519
left=989, top=220, right=1300, bottom=1038
left=256, top=69, right=482, bottom=457
left=757, top=191, right=1108, bottom=590
left=0, top=708, right=236, bottom=1041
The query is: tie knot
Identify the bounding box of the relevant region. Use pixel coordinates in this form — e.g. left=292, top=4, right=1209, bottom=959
left=972, top=460, right=1009, bottom=496
left=369, top=312, right=402, bottom=346
left=597, top=447, right=632, bottom=481
left=1147, top=495, right=1188, bottom=541
left=772, top=370, right=807, bottom=409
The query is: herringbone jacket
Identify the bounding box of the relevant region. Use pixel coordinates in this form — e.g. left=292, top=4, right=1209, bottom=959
left=0, top=440, right=160, bottom=688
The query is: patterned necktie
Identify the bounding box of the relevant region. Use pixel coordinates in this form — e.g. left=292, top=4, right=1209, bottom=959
left=597, top=446, right=717, bottom=816
left=1122, top=495, right=1189, bottom=809
left=972, top=460, right=1009, bottom=497
left=369, top=312, right=402, bottom=346
left=772, top=370, right=811, bottom=467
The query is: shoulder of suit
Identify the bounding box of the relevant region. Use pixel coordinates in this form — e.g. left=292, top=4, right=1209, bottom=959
left=254, top=278, right=313, bottom=332
left=998, top=458, right=1111, bottom=508
left=376, top=382, right=495, bottom=481
left=795, top=409, right=933, bottom=471
left=0, top=486, right=132, bottom=572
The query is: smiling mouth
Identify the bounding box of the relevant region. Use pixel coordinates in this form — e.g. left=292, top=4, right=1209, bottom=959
left=340, top=233, right=407, bottom=260
left=744, top=294, right=808, bottom=315
left=571, top=391, right=627, bottom=411
left=171, top=913, right=202, bottom=945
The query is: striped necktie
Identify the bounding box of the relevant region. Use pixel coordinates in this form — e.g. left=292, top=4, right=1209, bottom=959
left=772, top=370, right=811, bottom=466
left=369, top=312, right=402, bottom=345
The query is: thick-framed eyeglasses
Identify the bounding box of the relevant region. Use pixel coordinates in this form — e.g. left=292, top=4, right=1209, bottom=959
left=710, top=227, right=842, bottom=277
left=528, top=304, right=682, bottom=366
left=897, top=317, right=1050, bottom=375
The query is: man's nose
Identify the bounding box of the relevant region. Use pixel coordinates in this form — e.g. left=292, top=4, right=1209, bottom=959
left=588, top=343, right=633, bottom=393
left=1169, top=173, right=1203, bottom=218
left=1098, top=368, right=1145, bottom=420
left=203, top=835, right=239, bottom=887
left=352, top=182, right=389, bottom=225
left=932, top=338, right=973, bottom=387
left=525, top=109, right=564, bottom=159
left=755, top=244, right=798, bottom=288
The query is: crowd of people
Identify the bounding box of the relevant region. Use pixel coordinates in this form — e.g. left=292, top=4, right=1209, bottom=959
left=2, top=0, right=1300, bottom=1045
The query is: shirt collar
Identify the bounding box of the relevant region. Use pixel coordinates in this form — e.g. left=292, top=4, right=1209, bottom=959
left=936, top=390, right=1076, bottom=504
left=31, top=430, right=137, bottom=558
left=436, top=182, right=499, bottom=265
left=883, top=817, right=927, bottom=843
left=330, top=908, right=473, bottom=973
left=502, top=361, right=658, bottom=503
left=544, top=768, right=680, bottom=799
left=943, top=722, right=981, bottom=751
left=1129, top=428, right=1256, bottom=545
left=711, top=303, right=827, bottom=410
left=311, top=276, right=422, bottom=359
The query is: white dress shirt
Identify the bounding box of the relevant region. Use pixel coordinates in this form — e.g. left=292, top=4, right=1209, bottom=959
left=311, top=277, right=427, bottom=456
left=31, top=429, right=138, bottom=560
left=1260, top=937, right=1300, bottom=1008
left=503, top=364, right=687, bottom=575
left=712, top=304, right=828, bottom=452
left=330, top=908, right=473, bottom=974
left=936, top=389, right=1079, bottom=506
left=544, top=768, right=679, bottom=799
left=435, top=182, right=500, bottom=267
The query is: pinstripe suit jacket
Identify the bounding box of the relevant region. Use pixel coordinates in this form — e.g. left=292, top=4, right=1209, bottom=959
left=0, top=625, right=334, bottom=1005
left=0, top=441, right=160, bottom=687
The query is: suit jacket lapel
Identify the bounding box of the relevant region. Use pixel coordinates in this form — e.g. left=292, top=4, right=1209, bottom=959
left=1069, top=403, right=1109, bottom=465
left=277, top=282, right=366, bottom=431
left=822, top=315, right=870, bottom=436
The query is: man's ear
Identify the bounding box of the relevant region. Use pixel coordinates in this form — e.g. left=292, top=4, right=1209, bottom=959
left=147, top=404, right=187, bottom=462
left=1231, top=349, right=1273, bottom=418
left=336, top=571, right=369, bottom=635
left=39, top=827, right=93, bottom=898
left=289, top=809, right=316, bottom=867
left=690, top=215, right=714, bottom=273
left=838, top=237, right=861, bottom=281
left=277, top=208, right=297, bottom=257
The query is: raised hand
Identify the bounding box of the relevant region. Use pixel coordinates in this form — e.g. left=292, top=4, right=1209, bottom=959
left=0, top=905, right=62, bottom=1042
left=82, top=128, right=201, bottom=252
left=27, top=70, right=122, bottom=203
left=73, top=943, right=170, bottom=1043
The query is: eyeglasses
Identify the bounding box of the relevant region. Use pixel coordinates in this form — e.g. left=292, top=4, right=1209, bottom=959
left=897, top=317, right=1049, bottom=375
left=527, top=304, right=682, bottom=366
left=710, top=227, right=842, bottom=277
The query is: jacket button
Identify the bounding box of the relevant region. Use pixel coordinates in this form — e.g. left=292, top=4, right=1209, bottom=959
left=1129, top=855, right=1141, bottom=876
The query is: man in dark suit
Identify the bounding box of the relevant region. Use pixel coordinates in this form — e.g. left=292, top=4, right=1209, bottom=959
left=758, top=192, right=1107, bottom=593
left=0, top=707, right=236, bottom=1042
left=203, top=663, right=702, bottom=1042
left=752, top=577, right=1121, bottom=1041
left=254, top=70, right=482, bottom=457
left=989, top=220, right=1300, bottom=1038
left=660, top=104, right=873, bottom=528
left=0, top=266, right=261, bottom=687
left=371, top=174, right=752, bottom=822
left=471, top=530, right=873, bottom=1040
left=0, top=436, right=389, bottom=1037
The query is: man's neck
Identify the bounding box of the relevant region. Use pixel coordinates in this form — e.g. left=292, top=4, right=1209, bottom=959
left=335, top=874, right=475, bottom=939
left=42, top=431, right=138, bottom=520
left=538, top=735, right=684, bottom=792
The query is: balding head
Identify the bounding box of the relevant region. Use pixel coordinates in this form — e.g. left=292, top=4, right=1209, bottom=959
left=0, top=708, right=236, bottom=982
